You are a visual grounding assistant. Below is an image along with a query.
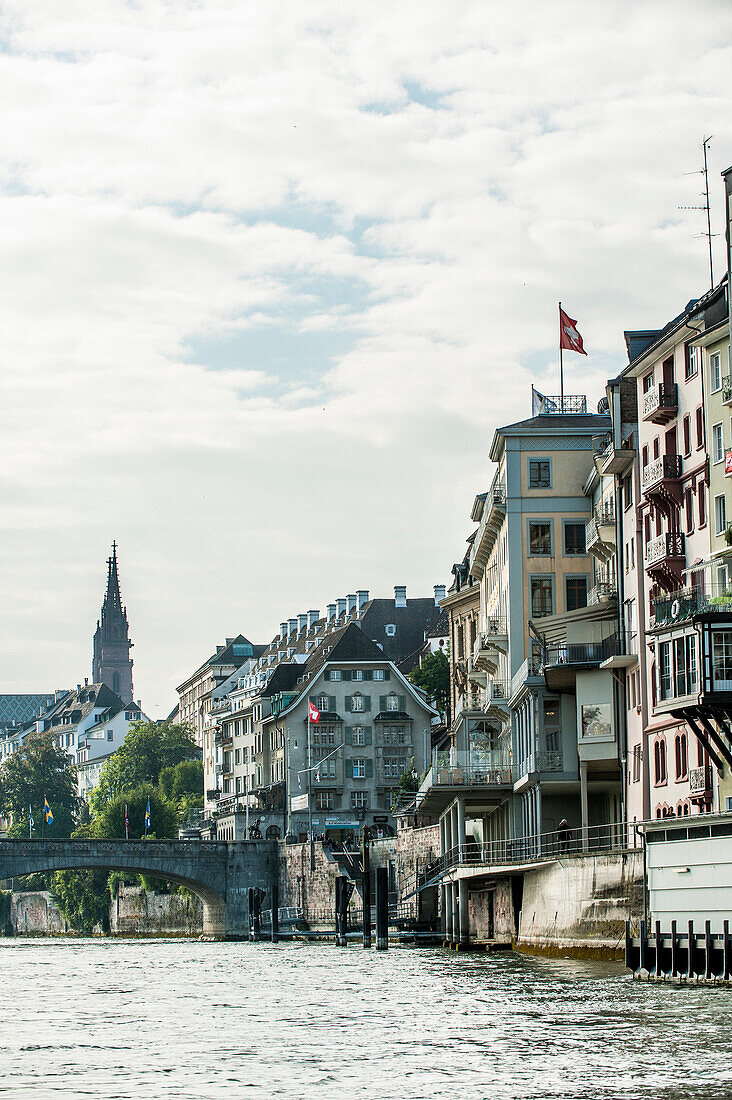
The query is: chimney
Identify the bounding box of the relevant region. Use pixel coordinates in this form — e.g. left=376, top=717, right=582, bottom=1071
left=347, top=594, right=357, bottom=615
left=308, top=609, right=320, bottom=630
left=434, top=584, right=447, bottom=606
left=84, top=677, right=89, bottom=687
left=357, top=589, right=369, bottom=613
left=337, top=598, right=347, bottom=618
left=288, top=618, right=298, bottom=635
left=298, top=613, right=308, bottom=634
left=280, top=622, right=288, bottom=640
left=394, top=585, right=407, bottom=608
left=327, top=603, right=337, bottom=622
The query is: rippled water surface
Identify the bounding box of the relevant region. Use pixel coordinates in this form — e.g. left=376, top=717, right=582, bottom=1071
left=2, top=939, right=731, bottom=1099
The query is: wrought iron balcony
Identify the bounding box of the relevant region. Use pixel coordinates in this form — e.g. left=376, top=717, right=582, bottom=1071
left=723, top=375, right=732, bottom=404
left=642, top=454, right=682, bottom=497
left=588, top=580, right=617, bottom=605
left=642, top=382, right=678, bottom=424
left=689, top=765, right=713, bottom=797
left=586, top=503, right=616, bottom=560
left=645, top=531, right=685, bottom=570
left=652, top=583, right=732, bottom=626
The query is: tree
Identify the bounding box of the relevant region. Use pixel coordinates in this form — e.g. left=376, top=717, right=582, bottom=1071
left=409, top=649, right=450, bottom=717
left=97, top=786, right=178, bottom=841
left=90, top=720, right=198, bottom=814
left=0, top=731, right=81, bottom=837
left=159, top=760, right=203, bottom=818
left=52, top=824, right=111, bottom=933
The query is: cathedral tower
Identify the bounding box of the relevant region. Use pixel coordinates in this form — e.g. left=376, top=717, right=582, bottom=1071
left=92, top=542, right=134, bottom=704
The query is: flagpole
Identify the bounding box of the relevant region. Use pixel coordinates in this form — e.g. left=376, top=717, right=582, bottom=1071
left=308, top=706, right=314, bottom=872
left=559, top=301, right=564, bottom=413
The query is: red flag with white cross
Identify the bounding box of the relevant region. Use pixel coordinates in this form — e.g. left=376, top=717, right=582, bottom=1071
left=559, top=306, right=587, bottom=355
left=308, top=700, right=320, bottom=723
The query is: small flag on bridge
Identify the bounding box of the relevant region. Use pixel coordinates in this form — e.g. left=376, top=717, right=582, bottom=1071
left=125, top=804, right=129, bottom=839
left=44, top=797, right=53, bottom=827
left=145, top=797, right=151, bottom=834
left=28, top=804, right=34, bottom=836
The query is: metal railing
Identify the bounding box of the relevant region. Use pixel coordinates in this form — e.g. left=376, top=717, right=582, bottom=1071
left=425, top=821, right=627, bottom=879
left=542, top=634, right=618, bottom=668
left=588, top=581, right=617, bottom=605
left=534, top=394, right=588, bottom=414
left=723, top=374, right=732, bottom=403
left=423, top=749, right=514, bottom=791
left=642, top=382, right=678, bottom=420
left=487, top=678, right=511, bottom=702
left=642, top=453, right=682, bottom=493
left=492, top=485, right=506, bottom=507
left=645, top=531, right=685, bottom=568
left=652, top=583, right=732, bottom=625
left=689, top=765, right=713, bottom=796
left=516, top=750, right=564, bottom=778
left=511, top=657, right=543, bottom=698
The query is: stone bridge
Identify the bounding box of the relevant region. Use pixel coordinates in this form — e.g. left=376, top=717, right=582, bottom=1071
left=0, top=838, right=277, bottom=937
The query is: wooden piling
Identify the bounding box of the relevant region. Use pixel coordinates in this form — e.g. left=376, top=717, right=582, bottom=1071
left=375, top=866, right=388, bottom=950
left=362, top=833, right=372, bottom=949
left=271, top=878, right=279, bottom=944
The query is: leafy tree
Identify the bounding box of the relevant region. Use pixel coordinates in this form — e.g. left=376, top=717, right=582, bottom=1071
left=52, top=825, right=111, bottom=934
left=409, top=649, right=450, bottom=717
left=90, top=720, right=198, bottom=814
left=0, top=731, right=81, bottom=837
left=96, top=786, right=177, bottom=841
left=159, top=760, right=203, bottom=818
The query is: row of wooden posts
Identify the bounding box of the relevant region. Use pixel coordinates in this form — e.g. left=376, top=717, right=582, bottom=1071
left=248, top=840, right=391, bottom=948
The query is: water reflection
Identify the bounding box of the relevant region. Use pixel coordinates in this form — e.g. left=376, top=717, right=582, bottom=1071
left=1, top=940, right=731, bottom=1099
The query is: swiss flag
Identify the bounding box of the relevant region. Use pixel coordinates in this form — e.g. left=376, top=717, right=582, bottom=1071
left=308, top=700, right=320, bottom=723
left=559, top=307, right=587, bottom=355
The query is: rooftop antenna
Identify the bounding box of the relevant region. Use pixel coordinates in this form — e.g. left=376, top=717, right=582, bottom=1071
left=679, top=135, right=717, bottom=289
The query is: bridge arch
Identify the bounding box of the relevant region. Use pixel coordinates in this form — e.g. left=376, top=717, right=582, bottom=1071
left=0, top=839, right=229, bottom=936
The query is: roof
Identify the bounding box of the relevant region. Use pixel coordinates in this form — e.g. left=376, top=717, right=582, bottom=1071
left=359, top=598, right=441, bottom=663
left=495, top=413, right=611, bottom=433
left=0, top=693, right=59, bottom=731
left=426, top=608, right=449, bottom=638
left=40, top=683, right=126, bottom=734
left=623, top=280, right=727, bottom=373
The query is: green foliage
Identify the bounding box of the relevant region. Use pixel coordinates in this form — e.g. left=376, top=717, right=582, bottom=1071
left=90, top=720, right=198, bottom=814
left=409, top=649, right=450, bottom=714
left=0, top=889, right=11, bottom=933
left=159, top=759, right=203, bottom=817
left=51, top=825, right=111, bottom=934
left=96, top=786, right=178, bottom=841
left=0, top=731, right=81, bottom=837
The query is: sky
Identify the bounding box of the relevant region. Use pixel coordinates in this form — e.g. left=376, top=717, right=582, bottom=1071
left=1, top=0, right=732, bottom=716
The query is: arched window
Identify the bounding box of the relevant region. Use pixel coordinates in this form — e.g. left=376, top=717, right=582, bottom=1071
left=113, top=672, right=120, bottom=694
left=675, top=731, right=688, bottom=780
left=697, top=737, right=706, bottom=767
left=654, top=738, right=667, bottom=785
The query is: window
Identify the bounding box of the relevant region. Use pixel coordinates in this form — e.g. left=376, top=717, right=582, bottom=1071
left=352, top=758, right=366, bottom=778
left=107, top=730, right=114, bottom=742
left=564, top=523, right=586, bottom=555
left=712, top=631, right=732, bottom=686
left=316, top=694, right=329, bottom=712
left=660, top=641, right=672, bottom=700
left=713, top=422, right=724, bottom=464
left=528, top=459, right=551, bottom=488
left=643, top=371, right=654, bottom=393
left=313, top=725, right=337, bottom=746
left=674, top=732, right=688, bottom=781
left=317, top=758, right=336, bottom=779
left=565, top=577, right=588, bottom=611
left=330, top=670, right=342, bottom=682
left=386, top=694, right=400, bottom=712
left=685, top=488, right=694, bottom=534
left=715, top=494, right=727, bottom=536
left=642, top=444, right=649, bottom=469
left=529, top=522, right=552, bottom=555
left=352, top=726, right=365, bottom=746
left=385, top=624, right=396, bottom=637
left=383, top=757, right=404, bottom=778
left=381, top=725, right=407, bottom=745
left=373, top=669, right=385, bottom=681
left=711, top=351, right=722, bottom=393
left=351, top=693, right=365, bottom=712
left=682, top=414, right=691, bottom=455
left=315, top=792, right=334, bottom=811
left=696, top=406, right=705, bottom=448
left=623, top=474, right=633, bottom=509
left=674, top=635, right=698, bottom=697
left=699, top=482, right=707, bottom=527
left=352, top=669, right=363, bottom=681
left=632, top=745, right=642, bottom=784
left=686, top=343, right=701, bottom=379
left=654, top=738, right=667, bottom=785
left=351, top=791, right=368, bottom=809
left=530, top=577, right=553, bottom=617
left=235, top=748, right=241, bottom=765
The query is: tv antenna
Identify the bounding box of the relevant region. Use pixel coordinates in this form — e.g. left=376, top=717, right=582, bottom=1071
left=679, top=136, right=717, bottom=289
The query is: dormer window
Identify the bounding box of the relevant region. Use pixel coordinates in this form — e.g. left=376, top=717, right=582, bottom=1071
left=385, top=624, right=396, bottom=637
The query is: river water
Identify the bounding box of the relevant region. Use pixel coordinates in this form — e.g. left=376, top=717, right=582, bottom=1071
left=1, top=939, right=731, bottom=1100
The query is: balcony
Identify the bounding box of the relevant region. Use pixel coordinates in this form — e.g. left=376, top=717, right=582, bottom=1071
left=642, top=454, right=682, bottom=504
left=642, top=382, right=678, bottom=425
left=689, top=765, right=713, bottom=798
left=485, top=679, right=510, bottom=719
left=593, top=433, right=636, bottom=476
left=586, top=503, right=616, bottom=562
left=644, top=531, right=685, bottom=589
left=652, top=583, right=732, bottom=628
left=511, top=657, right=543, bottom=701
left=723, top=375, right=732, bottom=405
left=588, top=580, right=617, bottom=606
left=472, top=620, right=508, bottom=672
left=471, top=489, right=507, bottom=578
left=541, top=635, right=619, bottom=692
left=516, top=750, right=565, bottom=780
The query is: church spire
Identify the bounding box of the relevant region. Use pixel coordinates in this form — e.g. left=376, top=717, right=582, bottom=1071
left=93, top=541, right=134, bottom=704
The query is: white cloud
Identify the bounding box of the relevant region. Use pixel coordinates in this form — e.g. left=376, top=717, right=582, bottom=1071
left=0, top=0, right=731, bottom=713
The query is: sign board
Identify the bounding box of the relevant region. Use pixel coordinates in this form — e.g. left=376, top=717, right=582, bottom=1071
left=373, top=815, right=389, bottom=824
left=725, top=450, right=732, bottom=477
left=324, top=817, right=360, bottom=827
left=290, top=794, right=309, bottom=812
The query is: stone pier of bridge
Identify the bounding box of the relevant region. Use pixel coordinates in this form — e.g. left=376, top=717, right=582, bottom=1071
left=0, top=838, right=277, bottom=938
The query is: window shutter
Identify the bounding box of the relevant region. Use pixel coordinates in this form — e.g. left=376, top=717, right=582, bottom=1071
left=324, top=670, right=331, bottom=682
left=345, top=695, right=352, bottom=712
left=379, top=695, right=386, bottom=712
left=366, top=759, right=374, bottom=779
left=329, top=695, right=336, bottom=711
left=363, top=669, right=373, bottom=681
left=364, top=727, right=372, bottom=746
left=364, top=696, right=371, bottom=712
left=345, top=727, right=352, bottom=746
left=399, top=695, right=406, bottom=711
left=342, top=670, right=351, bottom=681
left=384, top=669, right=391, bottom=681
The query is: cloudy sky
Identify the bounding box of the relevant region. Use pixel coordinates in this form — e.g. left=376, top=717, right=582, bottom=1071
left=1, top=0, right=731, bottom=715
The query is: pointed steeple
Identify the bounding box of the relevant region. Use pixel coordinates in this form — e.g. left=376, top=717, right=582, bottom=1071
left=93, top=541, right=134, bottom=704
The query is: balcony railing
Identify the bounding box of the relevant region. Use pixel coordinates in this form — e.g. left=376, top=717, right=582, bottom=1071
left=424, top=821, right=627, bottom=879
left=723, top=375, right=732, bottom=403
left=642, top=382, right=678, bottom=423
left=642, top=454, right=682, bottom=494
left=487, top=679, right=511, bottom=702
left=517, top=750, right=565, bottom=778
left=588, top=581, right=617, bottom=605
left=534, top=394, right=588, bottom=414
left=542, top=634, right=619, bottom=669
left=511, top=657, right=543, bottom=698
left=422, top=750, right=514, bottom=793
left=652, top=583, right=732, bottom=626
left=689, top=765, right=713, bottom=796
left=645, top=531, right=685, bottom=569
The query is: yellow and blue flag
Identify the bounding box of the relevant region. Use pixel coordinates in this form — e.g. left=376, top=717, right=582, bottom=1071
left=44, top=797, right=53, bottom=826
left=145, top=796, right=151, bottom=832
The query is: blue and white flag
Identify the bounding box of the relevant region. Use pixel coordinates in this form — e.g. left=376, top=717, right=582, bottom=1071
left=145, top=797, right=151, bottom=832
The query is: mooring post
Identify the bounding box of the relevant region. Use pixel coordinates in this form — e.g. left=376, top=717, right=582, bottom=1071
left=271, top=878, right=279, bottom=944
left=248, top=887, right=257, bottom=942
left=362, top=831, right=372, bottom=949
left=335, top=875, right=349, bottom=947
left=375, top=866, right=388, bottom=951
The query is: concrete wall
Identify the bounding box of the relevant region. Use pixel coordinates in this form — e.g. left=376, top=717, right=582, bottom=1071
left=109, top=885, right=203, bottom=935
left=11, top=892, right=67, bottom=935
left=517, top=851, right=643, bottom=955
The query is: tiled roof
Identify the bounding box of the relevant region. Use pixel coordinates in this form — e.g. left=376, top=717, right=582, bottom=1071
left=0, top=693, right=57, bottom=730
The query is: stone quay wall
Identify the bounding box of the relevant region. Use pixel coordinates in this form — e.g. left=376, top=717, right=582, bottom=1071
left=10, top=891, right=68, bottom=935
left=109, top=885, right=203, bottom=936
